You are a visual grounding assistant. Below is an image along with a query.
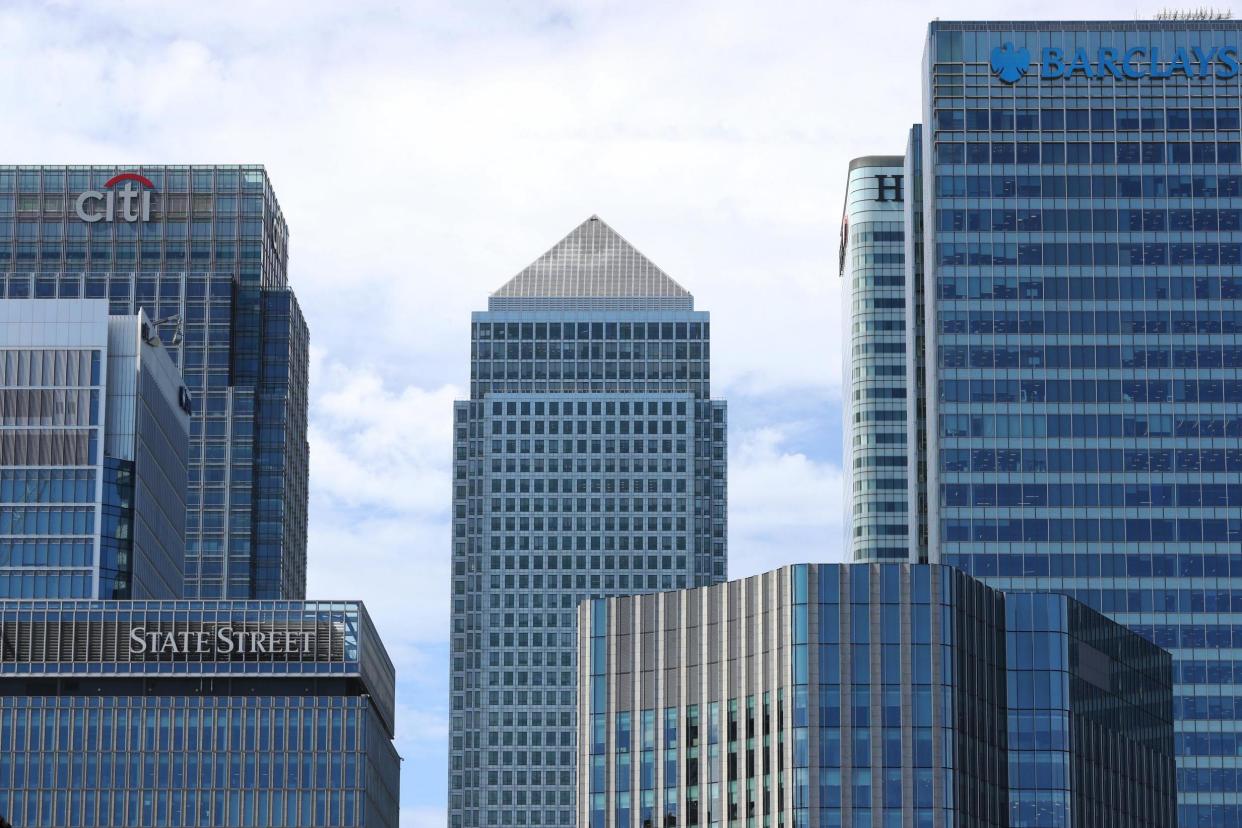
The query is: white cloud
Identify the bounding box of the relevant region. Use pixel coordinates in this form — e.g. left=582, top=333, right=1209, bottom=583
left=727, top=425, right=848, bottom=579
left=305, top=356, right=457, bottom=647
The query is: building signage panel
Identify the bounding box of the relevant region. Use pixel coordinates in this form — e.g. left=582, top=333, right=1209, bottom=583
left=74, top=172, right=155, bottom=223
left=991, top=41, right=1241, bottom=83
left=0, top=618, right=340, bottom=664
left=128, top=625, right=316, bottom=656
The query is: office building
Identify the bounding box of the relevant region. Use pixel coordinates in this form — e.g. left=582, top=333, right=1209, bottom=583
left=579, top=563, right=1176, bottom=828
left=0, top=599, right=399, bottom=827
left=449, top=216, right=728, bottom=828
left=843, top=19, right=1242, bottom=825
left=0, top=166, right=308, bottom=599
left=840, top=159, right=911, bottom=561
left=0, top=300, right=190, bottom=599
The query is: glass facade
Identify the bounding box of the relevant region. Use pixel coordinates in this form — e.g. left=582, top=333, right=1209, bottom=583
left=918, top=22, right=1242, bottom=828
left=0, top=166, right=309, bottom=600
left=841, top=158, right=911, bottom=560
left=449, top=216, right=727, bottom=828
left=0, top=300, right=190, bottom=599
left=0, top=600, right=399, bottom=827
left=579, top=563, right=1176, bottom=828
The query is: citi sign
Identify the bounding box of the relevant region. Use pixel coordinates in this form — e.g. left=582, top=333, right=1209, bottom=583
left=74, top=172, right=154, bottom=223
left=990, top=42, right=1241, bottom=84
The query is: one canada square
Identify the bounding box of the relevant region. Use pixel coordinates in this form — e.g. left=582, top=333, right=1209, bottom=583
left=448, top=216, right=727, bottom=828
left=843, top=20, right=1242, bottom=827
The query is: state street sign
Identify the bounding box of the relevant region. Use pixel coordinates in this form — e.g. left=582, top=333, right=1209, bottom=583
left=128, top=625, right=317, bottom=657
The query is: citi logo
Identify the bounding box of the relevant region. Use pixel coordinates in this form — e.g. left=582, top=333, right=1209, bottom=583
left=990, top=42, right=1031, bottom=84
left=75, top=173, right=154, bottom=223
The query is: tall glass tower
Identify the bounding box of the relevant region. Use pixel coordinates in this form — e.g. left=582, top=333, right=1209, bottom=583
left=841, top=158, right=911, bottom=561
left=846, top=20, right=1242, bottom=826
left=0, top=166, right=308, bottom=599
left=448, top=216, right=728, bottom=828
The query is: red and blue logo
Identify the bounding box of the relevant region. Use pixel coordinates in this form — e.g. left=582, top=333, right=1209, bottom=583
left=75, top=172, right=155, bottom=222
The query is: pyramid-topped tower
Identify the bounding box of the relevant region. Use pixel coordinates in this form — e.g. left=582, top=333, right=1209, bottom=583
left=489, top=215, right=693, bottom=311
left=450, top=213, right=727, bottom=828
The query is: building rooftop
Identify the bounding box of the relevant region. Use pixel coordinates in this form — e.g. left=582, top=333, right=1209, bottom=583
left=492, top=215, right=691, bottom=300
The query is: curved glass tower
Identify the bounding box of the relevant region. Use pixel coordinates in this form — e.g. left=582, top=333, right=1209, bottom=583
left=841, top=159, right=911, bottom=561
left=579, top=563, right=1176, bottom=828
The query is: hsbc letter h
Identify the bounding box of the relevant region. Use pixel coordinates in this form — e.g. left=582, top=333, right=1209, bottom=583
left=875, top=175, right=903, bottom=203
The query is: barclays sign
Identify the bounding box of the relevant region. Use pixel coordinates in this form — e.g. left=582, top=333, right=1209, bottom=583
left=990, top=41, right=1241, bottom=83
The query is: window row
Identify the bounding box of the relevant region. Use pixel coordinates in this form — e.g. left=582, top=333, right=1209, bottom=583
left=0, top=170, right=267, bottom=193
left=0, top=468, right=96, bottom=504
left=938, top=240, right=1242, bottom=267
left=477, top=343, right=706, bottom=359
left=476, top=321, right=707, bottom=341
left=475, top=362, right=707, bottom=381
left=943, top=516, right=1242, bottom=543
left=937, top=172, right=1242, bottom=198
left=486, top=439, right=692, bottom=456
left=0, top=539, right=93, bottom=567
left=939, top=139, right=1242, bottom=164
left=475, top=458, right=693, bottom=476
left=945, top=482, right=1242, bottom=508
left=0, top=350, right=99, bottom=389
left=941, top=376, right=1242, bottom=403
left=0, top=506, right=95, bottom=535
left=0, top=388, right=98, bottom=427
left=938, top=275, right=1242, bottom=302
left=935, top=106, right=1242, bottom=133
left=0, top=219, right=265, bottom=239
left=940, top=207, right=1242, bottom=232
left=941, top=412, right=1242, bottom=440
left=489, top=418, right=690, bottom=435
left=946, top=552, right=1242, bottom=584
left=942, top=442, right=1242, bottom=472
left=943, top=340, right=1242, bottom=367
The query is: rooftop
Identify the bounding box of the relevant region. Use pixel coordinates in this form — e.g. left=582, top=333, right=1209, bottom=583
left=492, top=215, right=691, bottom=301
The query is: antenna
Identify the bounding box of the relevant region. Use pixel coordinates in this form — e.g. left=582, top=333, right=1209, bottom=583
left=146, top=314, right=183, bottom=348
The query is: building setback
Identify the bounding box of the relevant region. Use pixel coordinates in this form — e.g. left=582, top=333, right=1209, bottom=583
left=0, top=600, right=399, bottom=827
left=449, top=216, right=727, bottom=828
left=0, top=166, right=308, bottom=600
left=579, top=563, right=1176, bottom=828
left=0, top=299, right=190, bottom=599
left=842, top=19, right=1242, bottom=826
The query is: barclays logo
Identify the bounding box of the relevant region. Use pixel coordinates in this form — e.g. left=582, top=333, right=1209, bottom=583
left=990, top=42, right=1031, bottom=84
left=990, top=41, right=1241, bottom=83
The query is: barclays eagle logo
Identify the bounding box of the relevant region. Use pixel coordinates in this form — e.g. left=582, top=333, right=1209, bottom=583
left=990, top=42, right=1031, bottom=84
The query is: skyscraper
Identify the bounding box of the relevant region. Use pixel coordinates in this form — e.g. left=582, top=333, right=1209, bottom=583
left=844, top=19, right=1242, bottom=825
left=449, top=216, right=728, bottom=828
left=0, top=166, right=308, bottom=599
left=0, top=299, right=190, bottom=599
left=841, top=158, right=911, bottom=561
left=580, top=563, right=1177, bottom=828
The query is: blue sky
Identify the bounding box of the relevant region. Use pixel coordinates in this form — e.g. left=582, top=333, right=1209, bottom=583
left=0, top=0, right=1156, bottom=823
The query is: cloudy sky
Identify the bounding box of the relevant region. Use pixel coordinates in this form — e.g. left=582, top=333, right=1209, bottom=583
left=0, top=0, right=1159, bottom=823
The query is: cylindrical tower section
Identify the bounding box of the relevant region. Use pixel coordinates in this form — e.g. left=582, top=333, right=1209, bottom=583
left=840, top=157, right=912, bottom=561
